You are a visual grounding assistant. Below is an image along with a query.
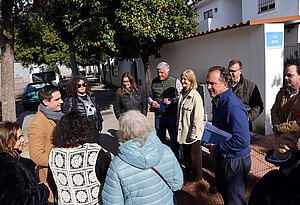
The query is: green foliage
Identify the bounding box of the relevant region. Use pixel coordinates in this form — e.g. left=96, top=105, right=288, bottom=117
left=42, top=0, right=116, bottom=53
left=17, top=0, right=198, bottom=72
left=14, top=13, right=70, bottom=70
left=113, top=0, right=199, bottom=59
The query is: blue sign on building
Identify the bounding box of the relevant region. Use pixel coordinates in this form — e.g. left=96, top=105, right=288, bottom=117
left=266, top=32, right=283, bottom=48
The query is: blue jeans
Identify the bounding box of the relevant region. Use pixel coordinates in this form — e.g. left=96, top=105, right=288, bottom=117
left=155, top=113, right=179, bottom=158
left=215, top=153, right=251, bottom=205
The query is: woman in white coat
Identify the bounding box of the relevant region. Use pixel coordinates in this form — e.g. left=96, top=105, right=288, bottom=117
left=177, top=69, right=205, bottom=186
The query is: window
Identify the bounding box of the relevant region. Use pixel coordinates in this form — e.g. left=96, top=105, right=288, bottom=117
left=258, top=0, right=275, bottom=14
left=31, top=71, right=56, bottom=82
left=113, top=64, right=119, bottom=76
left=105, top=64, right=110, bottom=75
left=204, top=9, right=213, bottom=20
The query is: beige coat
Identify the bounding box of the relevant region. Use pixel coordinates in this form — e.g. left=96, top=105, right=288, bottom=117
left=28, top=109, right=56, bottom=203
left=177, top=89, right=204, bottom=144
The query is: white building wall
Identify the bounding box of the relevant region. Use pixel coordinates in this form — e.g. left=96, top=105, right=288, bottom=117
left=263, top=23, right=285, bottom=135
left=285, top=26, right=299, bottom=44
left=242, top=0, right=300, bottom=22
left=105, top=59, right=146, bottom=91
left=110, top=60, right=132, bottom=87
left=149, top=24, right=284, bottom=135
left=194, top=0, right=242, bottom=31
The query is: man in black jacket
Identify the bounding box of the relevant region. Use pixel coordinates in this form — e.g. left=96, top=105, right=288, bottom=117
left=228, top=60, right=264, bottom=131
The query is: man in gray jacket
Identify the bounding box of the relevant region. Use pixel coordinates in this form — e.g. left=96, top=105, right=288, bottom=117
left=228, top=60, right=264, bottom=131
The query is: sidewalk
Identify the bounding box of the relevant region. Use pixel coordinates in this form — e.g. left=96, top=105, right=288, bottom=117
left=20, top=80, right=277, bottom=204
left=180, top=135, right=277, bottom=204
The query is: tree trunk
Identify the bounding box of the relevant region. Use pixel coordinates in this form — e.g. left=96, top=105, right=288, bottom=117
left=68, top=42, right=78, bottom=76
left=101, top=64, right=106, bottom=84
left=98, top=65, right=102, bottom=84
left=141, top=55, right=151, bottom=98
left=1, top=0, right=16, bottom=121
left=93, top=65, right=96, bottom=78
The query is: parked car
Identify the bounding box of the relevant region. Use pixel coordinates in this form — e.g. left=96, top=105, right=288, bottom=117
left=21, top=81, right=52, bottom=110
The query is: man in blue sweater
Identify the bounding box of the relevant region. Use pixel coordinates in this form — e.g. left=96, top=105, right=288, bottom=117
left=206, top=66, right=251, bottom=205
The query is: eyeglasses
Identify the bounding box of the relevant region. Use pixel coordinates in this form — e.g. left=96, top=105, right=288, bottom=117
left=229, top=69, right=241, bottom=73
left=77, top=83, right=86, bottom=88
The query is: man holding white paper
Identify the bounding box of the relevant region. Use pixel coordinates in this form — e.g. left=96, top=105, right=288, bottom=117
left=148, top=62, right=182, bottom=158
left=206, top=66, right=251, bottom=205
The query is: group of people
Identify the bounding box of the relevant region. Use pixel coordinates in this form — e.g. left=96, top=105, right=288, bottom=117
left=144, top=61, right=261, bottom=205
left=0, top=60, right=299, bottom=205
left=112, top=60, right=299, bottom=205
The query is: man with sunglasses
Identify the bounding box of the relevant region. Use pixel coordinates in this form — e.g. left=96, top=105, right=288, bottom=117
left=228, top=60, right=264, bottom=131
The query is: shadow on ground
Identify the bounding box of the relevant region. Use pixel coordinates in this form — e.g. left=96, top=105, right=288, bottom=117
left=93, top=85, right=118, bottom=111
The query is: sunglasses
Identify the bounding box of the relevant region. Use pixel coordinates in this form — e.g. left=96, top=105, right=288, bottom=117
left=77, top=83, right=86, bottom=88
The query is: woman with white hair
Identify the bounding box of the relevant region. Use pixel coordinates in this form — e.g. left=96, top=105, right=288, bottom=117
left=177, top=69, right=204, bottom=186
left=102, top=110, right=183, bottom=205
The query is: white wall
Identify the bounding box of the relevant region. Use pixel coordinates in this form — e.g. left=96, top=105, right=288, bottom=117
left=110, top=60, right=132, bottom=87
left=105, top=59, right=146, bottom=92
left=263, top=23, right=285, bottom=135
left=285, top=26, right=299, bottom=44
left=149, top=24, right=284, bottom=135
left=150, top=26, right=261, bottom=83
left=242, top=0, right=300, bottom=22
left=194, top=0, right=242, bottom=31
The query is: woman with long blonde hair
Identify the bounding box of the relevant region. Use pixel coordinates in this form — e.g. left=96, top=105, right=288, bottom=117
left=177, top=69, right=205, bottom=186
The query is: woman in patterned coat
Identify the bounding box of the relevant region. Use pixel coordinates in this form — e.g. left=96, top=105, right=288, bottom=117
left=49, top=111, right=111, bottom=205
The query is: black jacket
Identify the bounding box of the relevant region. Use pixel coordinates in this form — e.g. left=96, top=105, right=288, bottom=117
left=113, top=89, right=147, bottom=119
left=249, top=165, right=300, bottom=205
left=0, top=152, right=49, bottom=205
left=62, top=93, right=103, bottom=131
left=232, top=74, right=264, bottom=121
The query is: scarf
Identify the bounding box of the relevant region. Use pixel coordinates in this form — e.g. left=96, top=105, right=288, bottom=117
left=39, top=103, right=64, bottom=122
left=124, top=88, right=134, bottom=96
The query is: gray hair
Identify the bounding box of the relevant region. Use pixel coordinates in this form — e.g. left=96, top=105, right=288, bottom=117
left=157, top=62, right=170, bottom=73
left=119, top=110, right=151, bottom=146
left=208, top=66, right=233, bottom=88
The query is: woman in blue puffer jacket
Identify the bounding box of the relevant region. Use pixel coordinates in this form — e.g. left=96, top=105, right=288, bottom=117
left=102, top=110, right=183, bottom=205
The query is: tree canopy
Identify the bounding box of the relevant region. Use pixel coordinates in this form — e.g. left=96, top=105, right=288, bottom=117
left=14, top=0, right=198, bottom=76
left=14, top=13, right=70, bottom=70
left=113, top=0, right=198, bottom=60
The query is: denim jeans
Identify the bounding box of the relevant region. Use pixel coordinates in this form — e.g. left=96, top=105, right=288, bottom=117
left=155, top=113, right=179, bottom=158
left=215, top=153, right=251, bottom=205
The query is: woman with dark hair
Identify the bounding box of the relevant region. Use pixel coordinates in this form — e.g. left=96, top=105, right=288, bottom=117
left=113, top=72, right=147, bottom=119
left=0, top=121, right=49, bottom=204
left=63, top=76, right=103, bottom=139
left=49, top=111, right=111, bottom=205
